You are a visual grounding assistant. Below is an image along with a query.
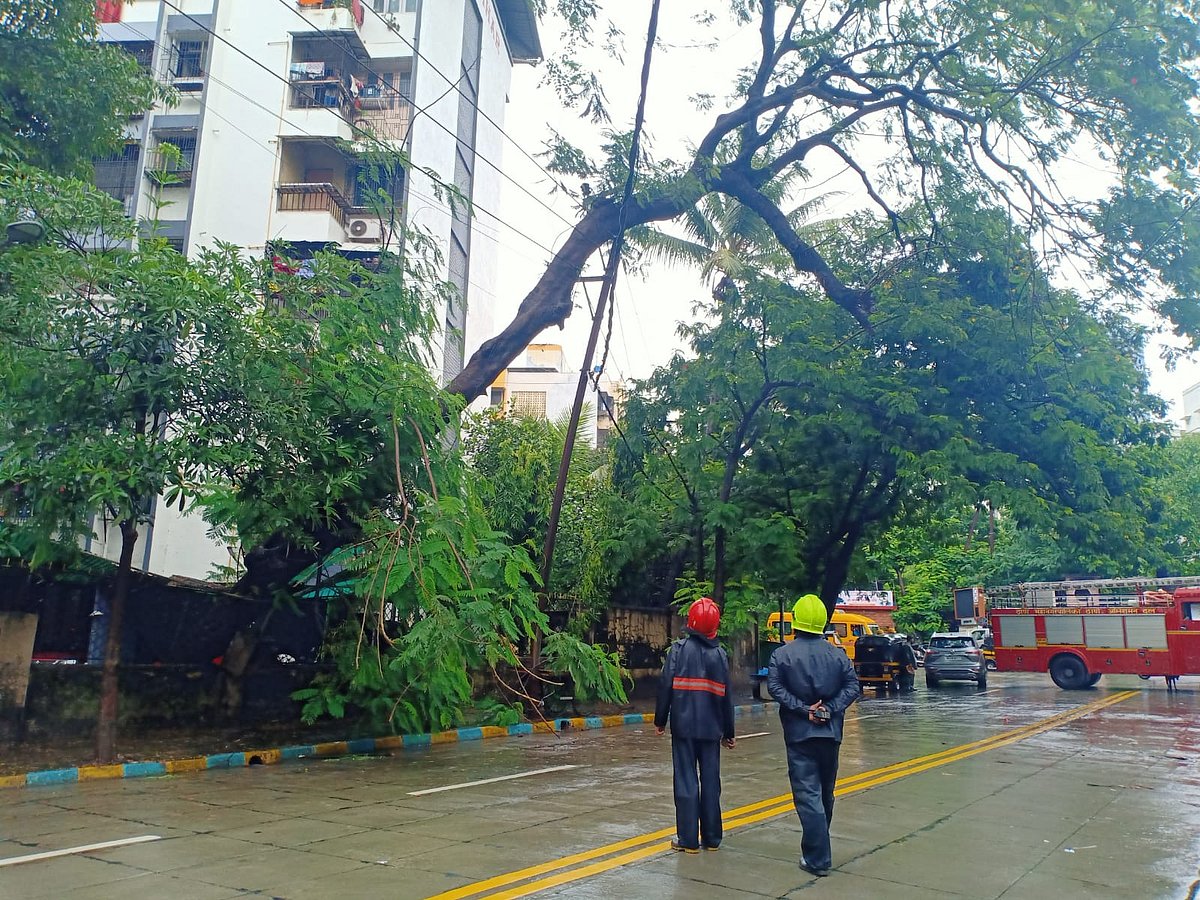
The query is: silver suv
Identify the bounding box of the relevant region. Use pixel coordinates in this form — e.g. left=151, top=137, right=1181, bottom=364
left=925, top=633, right=987, bottom=688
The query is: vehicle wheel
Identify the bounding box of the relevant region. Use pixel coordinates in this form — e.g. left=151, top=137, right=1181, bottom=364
left=926, top=675, right=939, bottom=688
left=1087, top=673, right=1102, bottom=687
left=986, top=659, right=997, bottom=671
left=1049, top=655, right=1090, bottom=690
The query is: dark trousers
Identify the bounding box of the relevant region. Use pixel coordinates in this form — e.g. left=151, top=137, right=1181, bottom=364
left=785, top=737, right=840, bottom=870
left=671, top=736, right=723, bottom=849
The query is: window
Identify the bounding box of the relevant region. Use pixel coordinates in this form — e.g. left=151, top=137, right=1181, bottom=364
left=510, top=391, right=547, bottom=419
left=489, top=387, right=505, bottom=407
left=373, top=0, right=418, bottom=12
left=1185, top=603, right=1200, bottom=622
left=123, top=41, right=154, bottom=73
left=94, top=143, right=141, bottom=202
left=929, top=636, right=976, bottom=649
left=169, top=37, right=207, bottom=82
left=349, top=161, right=404, bottom=208
left=833, top=623, right=848, bottom=638
left=146, top=134, right=197, bottom=185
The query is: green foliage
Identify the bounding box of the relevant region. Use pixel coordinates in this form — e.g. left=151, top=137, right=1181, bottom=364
left=295, top=489, right=626, bottom=733
left=617, top=197, right=1169, bottom=619
left=1140, top=434, right=1200, bottom=576
left=463, top=409, right=619, bottom=631
left=0, top=165, right=261, bottom=565
left=0, top=0, right=167, bottom=174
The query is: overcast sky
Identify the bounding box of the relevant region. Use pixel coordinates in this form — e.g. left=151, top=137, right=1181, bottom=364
left=487, top=5, right=1200, bottom=424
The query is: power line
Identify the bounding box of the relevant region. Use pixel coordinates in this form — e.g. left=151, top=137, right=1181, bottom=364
left=155, top=0, right=561, bottom=260
left=120, top=23, right=554, bottom=264
left=360, top=2, right=577, bottom=210
left=271, top=0, right=578, bottom=234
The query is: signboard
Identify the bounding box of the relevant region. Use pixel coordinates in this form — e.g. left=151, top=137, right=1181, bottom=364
left=953, top=587, right=978, bottom=620
left=837, top=589, right=894, bottom=608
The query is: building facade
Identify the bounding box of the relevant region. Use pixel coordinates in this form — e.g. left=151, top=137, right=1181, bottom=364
left=87, top=0, right=540, bottom=579
left=488, top=344, right=622, bottom=449
left=1183, top=381, right=1200, bottom=434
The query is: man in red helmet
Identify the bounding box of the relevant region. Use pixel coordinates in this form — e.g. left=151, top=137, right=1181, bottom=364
left=654, top=597, right=736, bottom=853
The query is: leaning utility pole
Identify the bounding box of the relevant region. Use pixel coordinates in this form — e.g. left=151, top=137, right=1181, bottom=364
left=532, top=0, right=663, bottom=673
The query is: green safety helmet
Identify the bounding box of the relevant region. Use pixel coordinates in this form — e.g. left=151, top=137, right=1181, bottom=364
left=791, top=593, right=828, bottom=635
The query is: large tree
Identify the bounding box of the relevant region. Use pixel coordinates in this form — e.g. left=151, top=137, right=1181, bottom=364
left=0, top=166, right=269, bottom=761
left=617, top=199, right=1168, bottom=613
left=450, top=0, right=1200, bottom=403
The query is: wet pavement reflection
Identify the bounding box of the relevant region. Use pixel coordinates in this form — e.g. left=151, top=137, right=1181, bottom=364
left=1, top=673, right=1197, bottom=899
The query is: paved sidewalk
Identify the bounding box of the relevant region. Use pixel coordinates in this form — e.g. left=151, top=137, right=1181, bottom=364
left=1, top=674, right=1197, bottom=899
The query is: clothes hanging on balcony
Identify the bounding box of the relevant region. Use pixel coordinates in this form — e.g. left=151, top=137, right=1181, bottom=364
left=290, top=62, right=328, bottom=80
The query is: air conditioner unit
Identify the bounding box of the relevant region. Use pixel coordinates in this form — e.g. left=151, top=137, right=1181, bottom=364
left=346, top=217, right=382, bottom=242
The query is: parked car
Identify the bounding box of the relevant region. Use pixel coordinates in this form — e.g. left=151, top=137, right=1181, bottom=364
left=924, top=633, right=987, bottom=688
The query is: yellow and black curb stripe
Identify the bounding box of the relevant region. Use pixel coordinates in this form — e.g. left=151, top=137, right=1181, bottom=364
left=0, top=702, right=777, bottom=791
left=430, top=690, right=1138, bottom=900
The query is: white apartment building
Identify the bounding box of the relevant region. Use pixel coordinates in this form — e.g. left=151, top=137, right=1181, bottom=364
left=488, top=344, right=622, bottom=449
left=1183, top=381, right=1200, bottom=434
left=87, top=0, right=540, bottom=579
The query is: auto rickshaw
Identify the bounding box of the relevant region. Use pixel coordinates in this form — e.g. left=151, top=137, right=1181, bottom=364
left=852, top=634, right=904, bottom=693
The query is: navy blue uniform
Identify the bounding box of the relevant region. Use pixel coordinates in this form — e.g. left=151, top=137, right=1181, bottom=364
left=768, top=634, right=860, bottom=872
left=654, top=629, right=735, bottom=850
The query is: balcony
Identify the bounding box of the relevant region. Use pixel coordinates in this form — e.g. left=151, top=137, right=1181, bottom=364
left=349, top=106, right=410, bottom=144
left=143, top=137, right=195, bottom=187
left=277, top=182, right=352, bottom=229
left=293, top=0, right=366, bottom=56
left=286, top=54, right=412, bottom=143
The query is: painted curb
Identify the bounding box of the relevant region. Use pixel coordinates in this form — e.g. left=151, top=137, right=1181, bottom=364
left=1, top=701, right=777, bottom=791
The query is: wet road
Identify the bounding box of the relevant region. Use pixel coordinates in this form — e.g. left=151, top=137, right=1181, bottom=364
left=1, top=673, right=1198, bottom=899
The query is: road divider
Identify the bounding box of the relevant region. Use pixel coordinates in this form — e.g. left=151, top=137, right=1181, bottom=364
left=430, top=690, right=1137, bottom=900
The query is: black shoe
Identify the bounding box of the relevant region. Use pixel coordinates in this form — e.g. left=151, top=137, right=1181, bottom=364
left=800, top=858, right=831, bottom=877
left=671, top=840, right=699, bottom=854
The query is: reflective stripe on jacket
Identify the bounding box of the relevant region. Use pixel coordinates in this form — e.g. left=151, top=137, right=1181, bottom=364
left=654, top=630, right=735, bottom=741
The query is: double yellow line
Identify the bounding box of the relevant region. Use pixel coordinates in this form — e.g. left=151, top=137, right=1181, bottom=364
left=430, top=690, right=1136, bottom=900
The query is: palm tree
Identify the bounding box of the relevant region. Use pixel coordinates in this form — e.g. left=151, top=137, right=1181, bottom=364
left=629, top=168, right=830, bottom=304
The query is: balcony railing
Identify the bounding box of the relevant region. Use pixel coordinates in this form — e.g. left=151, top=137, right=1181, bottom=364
left=144, top=149, right=194, bottom=186
left=276, top=182, right=354, bottom=229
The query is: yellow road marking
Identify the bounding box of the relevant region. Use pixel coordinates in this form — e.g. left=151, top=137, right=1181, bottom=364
left=429, top=690, right=1136, bottom=900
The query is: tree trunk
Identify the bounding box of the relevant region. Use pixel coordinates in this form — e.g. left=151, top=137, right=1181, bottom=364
left=96, top=519, right=137, bottom=764
left=712, top=526, right=727, bottom=609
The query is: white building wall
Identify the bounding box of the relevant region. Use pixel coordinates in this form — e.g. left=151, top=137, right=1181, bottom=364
left=1183, top=381, right=1200, bottom=434
left=90, top=0, right=532, bottom=580
left=464, top=0, right=515, bottom=368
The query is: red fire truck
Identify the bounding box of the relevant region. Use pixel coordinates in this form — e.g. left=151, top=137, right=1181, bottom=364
left=987, top=577, right=1200, bottom=689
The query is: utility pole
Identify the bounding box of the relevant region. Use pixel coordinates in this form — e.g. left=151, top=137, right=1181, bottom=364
left=531, top=0, right=663, bottom=674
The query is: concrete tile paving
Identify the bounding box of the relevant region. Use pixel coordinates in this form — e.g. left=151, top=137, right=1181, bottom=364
left=1, top=674, right=1197, bottom=899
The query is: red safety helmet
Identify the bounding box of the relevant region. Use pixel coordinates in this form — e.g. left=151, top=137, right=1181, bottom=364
left=687, top=597, right=721, bottom=638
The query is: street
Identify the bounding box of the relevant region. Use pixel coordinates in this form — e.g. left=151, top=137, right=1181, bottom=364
left=1, top=673, right=1197, bottom=899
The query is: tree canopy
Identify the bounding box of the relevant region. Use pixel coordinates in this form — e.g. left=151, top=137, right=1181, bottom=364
left=617, top=198, right=1168, bottom=614
left=0, top=0, right=164, bottom=174
left=451, top=0, right=1200, bottom=402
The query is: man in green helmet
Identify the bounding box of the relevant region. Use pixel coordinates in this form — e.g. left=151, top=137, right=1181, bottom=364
left=768, top=593, right=860, bottom=878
